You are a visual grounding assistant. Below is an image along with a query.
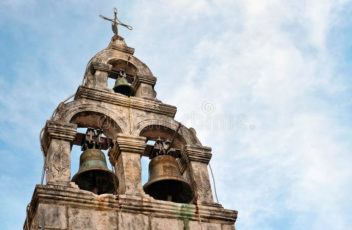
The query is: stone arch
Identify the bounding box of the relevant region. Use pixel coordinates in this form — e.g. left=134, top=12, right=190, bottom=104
left=53, top=101, right=127, bottom=136
left=135, top=119, right=201, bottom=149
left=70, top=112, right=121, bottom=139
left=89, top=49, right=153, bottom=76
left=108, top=58, right=138, bottom=77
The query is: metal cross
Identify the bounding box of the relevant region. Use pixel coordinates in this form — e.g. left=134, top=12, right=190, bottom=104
left=99, top=8, right=133, bottom=38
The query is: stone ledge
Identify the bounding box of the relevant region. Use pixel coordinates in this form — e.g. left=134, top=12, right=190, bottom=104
left=89, top=62, right=112, bottom=74
left=116, top=134, right=147, bottom=153
left=108, top=135, right=147, bottom=164
left=75, top=86, right=177, bottom=117
left=41, top=121, right=77, bottom=155
left=185, top=145, right=212, bottom=164
left=45, top=121, right=77, bottom=141
left=132, top=74, right=157, bottom=87
left=27, top=185, right=237, bottom=225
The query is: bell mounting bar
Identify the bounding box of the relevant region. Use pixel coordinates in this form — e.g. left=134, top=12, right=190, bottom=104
left=73, top=132, right=112, bottom=150
left=109, top=69, right=134, bottom=83
left=73, top=133, right=180, bottom=157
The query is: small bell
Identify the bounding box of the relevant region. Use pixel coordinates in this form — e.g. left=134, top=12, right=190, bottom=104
left=72, top=148, right=118, bottom=195
left=113, top=71, right=133, bottom=96
left=143, top=155, right=194, bottom=203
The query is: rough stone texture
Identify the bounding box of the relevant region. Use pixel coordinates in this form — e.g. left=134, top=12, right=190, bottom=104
left=118, top=213, right=149, bottom=230
left=24, top=36, right=237, bottom=229
left=132, top=74, right=157, bottom=99
left=151, top=217, right=184, bottom=230
left=39, top=204, right=67, bottom=229
left=189, top=161, right=214, bottom=205
left=42, top=121, right=77, bottom=185
left=181, top=145, right=215, bottom=205
left=68, top=208, right=117, bottom=230
left=115, top=152, right=144, bottom=195
left=188, top=222, right=222, bottom=230
left=222, top=224, right=236, bottom=230
left=24, top=185, right=237, bottom=230
left=46, top=139, right=73, bottom=185
left=109, top=134, right=146, bottom=195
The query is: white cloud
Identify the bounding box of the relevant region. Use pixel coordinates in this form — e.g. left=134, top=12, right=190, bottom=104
left=0, top=0, right=352, bottom=229
left=130, top=0, right=352, bottom=229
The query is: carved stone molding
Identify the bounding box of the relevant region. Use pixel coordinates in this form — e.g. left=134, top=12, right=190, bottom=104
left=42, top=121, right=77, bottom=155
left=75, top=86, right=177, bottom=117
left=25, top=185, right=237, bottom=227
left=185, top=145, right=212, bottom=164
left=131, top=74, right=158, bottom=99
left=45, top=120, right=77, bottom=141
left=89, top=62, right=113, bottom=74
left=109, top=134, right=146, bottom=164
left=116, top=134, right=147, bottom=153
left=132, top=74, right=157, bottom=87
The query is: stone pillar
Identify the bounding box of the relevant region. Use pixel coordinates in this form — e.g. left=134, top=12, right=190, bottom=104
left=44, top=121, right=77, bottom=185
left=93, top=70, right=109, bottom=89
left=132, top=74, right=157, bottom=99
left=109, top=134, right=146, bottom=195
left=185, top=145, right=214, bottom=205
left=85, top=62, right=112, bottom=89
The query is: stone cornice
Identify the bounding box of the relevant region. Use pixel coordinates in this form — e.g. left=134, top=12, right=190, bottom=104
left=75, top=86, right=177, bottom=117
left=90, top=62, right=112, bottom=74
left=185, top=145, right=212, bottom=164
left=109, top=134, right=146, bottom=164
left=132, top=74, right=157, bottom=88
left=28, top=185, right=237, bottom=224
left=116, top=134, right=147, bottom=153
left=44, top=120, right=77, bottom=142
left=41, top=121, right=77, bottom=156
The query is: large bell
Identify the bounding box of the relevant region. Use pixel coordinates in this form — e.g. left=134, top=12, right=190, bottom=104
left=113, top=76, right=133, bottom=96
left=72, top=148, right=118, bottom=195
left=143, top=155, right=194, bottom=203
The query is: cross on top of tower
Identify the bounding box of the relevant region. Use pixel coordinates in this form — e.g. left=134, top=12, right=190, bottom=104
left=99, top=8, right=133, bottom=40
left=23, top=9, right=238, bottom=229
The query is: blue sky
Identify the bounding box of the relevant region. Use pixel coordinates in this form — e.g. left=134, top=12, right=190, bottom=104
left=1, top=0, right=352, bottom=229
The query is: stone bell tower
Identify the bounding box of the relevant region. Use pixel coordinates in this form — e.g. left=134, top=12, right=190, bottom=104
left=24, top=9, right=237, bottom=230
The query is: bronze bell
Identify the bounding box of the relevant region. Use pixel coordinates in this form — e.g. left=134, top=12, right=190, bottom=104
left=143, top=155, right=194, bottom=203
left=72, top=148, right=118, bottom=195
left=113, top=75, right=133, bottom=96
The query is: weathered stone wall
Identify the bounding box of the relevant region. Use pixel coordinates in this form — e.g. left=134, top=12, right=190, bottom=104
left=24, top=37, right=238, bottom=229
left=24, top=185, right=236, bottom=230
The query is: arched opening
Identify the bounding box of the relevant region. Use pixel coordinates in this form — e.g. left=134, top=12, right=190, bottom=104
left=69, top=112, right=121, bottom=195
left=139, top=125, right=194, bottom=203
left=141, top=139, right=155, bottom=185
left=140, top=125, right=186, bottom=151
left=107, top=59, right=137, bottom=96
left=108, top=59, right=137, bottom=80
left=70, top=111, right=122, bottom=139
